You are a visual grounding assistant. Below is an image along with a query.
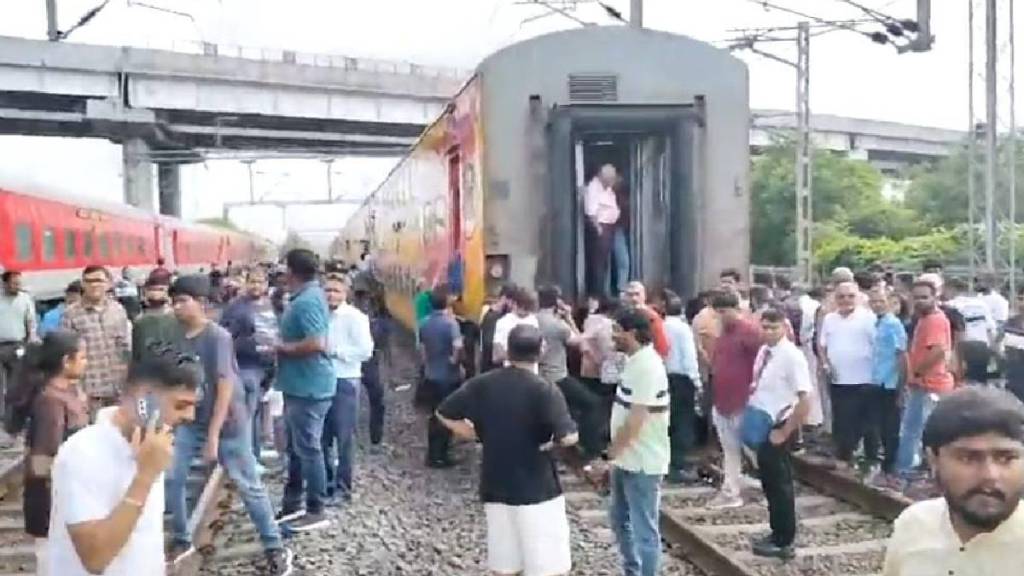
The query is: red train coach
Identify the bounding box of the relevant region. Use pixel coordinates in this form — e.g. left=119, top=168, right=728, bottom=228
left=0, top=187, right=271, bottom=300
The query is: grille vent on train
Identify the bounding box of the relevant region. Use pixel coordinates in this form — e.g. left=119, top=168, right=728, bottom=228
left=568, top=74, right=619, bottom=102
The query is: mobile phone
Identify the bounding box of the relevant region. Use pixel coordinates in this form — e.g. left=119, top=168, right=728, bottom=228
left=135, top=394, right=163, bottom=431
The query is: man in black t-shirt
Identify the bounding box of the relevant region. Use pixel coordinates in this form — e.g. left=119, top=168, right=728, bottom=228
left=479, top=284, right=516, bottom=375
left=437, top=325, right=578, bottom=576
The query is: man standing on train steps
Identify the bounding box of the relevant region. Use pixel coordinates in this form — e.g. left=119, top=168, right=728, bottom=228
left=584, top=164, right=620, bottom=298
left=603, top=307, right=671, bottom=576
left=61, top=266, right=130, bottom=414
left=744, top=309, right=812, bottom=559
left=436, top=325, right=577, bottom=576
left=275, top=249, right=335, bottom=532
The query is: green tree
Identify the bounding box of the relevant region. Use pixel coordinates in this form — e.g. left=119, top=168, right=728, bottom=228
left=751, top=137, right=889, bottom=265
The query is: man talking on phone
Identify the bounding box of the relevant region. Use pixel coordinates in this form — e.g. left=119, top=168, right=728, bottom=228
left=47, top=353, right=195, bottom=575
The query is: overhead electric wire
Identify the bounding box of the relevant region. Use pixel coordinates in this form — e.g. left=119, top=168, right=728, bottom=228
left=744, top=0, right=913, bottom=47
left=57, top=0, right=111, bottom=40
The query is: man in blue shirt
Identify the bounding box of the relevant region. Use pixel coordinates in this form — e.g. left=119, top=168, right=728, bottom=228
left=418, top=286, right=464, bottom=468
left=275, top=249, right=334, bottom=532
left=867, top=287, right=908, bottom=485
left=39, top=281, right=82, bottom=336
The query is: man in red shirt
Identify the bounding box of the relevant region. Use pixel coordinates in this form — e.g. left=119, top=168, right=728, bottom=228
left=623, top=281, right=669, bottom=358
left=709, top=291, right=761, bottom=508
left=896, top=278, right=955, bottom=482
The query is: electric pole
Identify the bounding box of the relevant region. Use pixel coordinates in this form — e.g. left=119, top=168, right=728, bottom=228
left=985, top=0, right=998, bottom=271
left=795, top=22, right=813, bottom=284
left=630, top=0, right=643, bottom=28
left=46, top=0, right=59, bottom=41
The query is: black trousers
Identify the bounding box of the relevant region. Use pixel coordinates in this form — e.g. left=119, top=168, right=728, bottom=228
left=668, top=374, right=697, bottom=471
left=580, top=377, right=615, bottom=443
left=556, top=376, right=604, bottom=458
left=831, top=383, right=873, bottom=462
left=585, top=222, right=613, bottom=298
left=757, top=436, right=796, bottom=547
left=362, top=360, right=385, bottom=445
left=0, top=342, right=24, bottom=417
left=424, top=379, right=456, bottom=462
left=863, top=387, right=901, bottom=473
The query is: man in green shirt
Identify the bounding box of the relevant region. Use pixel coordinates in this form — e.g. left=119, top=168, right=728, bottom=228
left=132, top=276, right=181, bottom=361
left=604, top=307, right=670, bottom=576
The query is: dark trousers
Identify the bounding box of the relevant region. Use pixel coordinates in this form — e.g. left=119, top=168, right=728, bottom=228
left=864, top=387, right=901, bottom=473
left=668, top=374, right=697, bottom=472
left=425, top=379, right=456, bottom=463
left=362, top=361, right=385, bottom=445
left=585, top=222, right=613, bottom=297
left=757, top=436, right=796, bottom=547
left=0, top=342, right=23, bottom=418
left=580, top=377, right=615, bottom=443
left=556, top=376, right=603, bottom=458
left=831, top=383, right=873, bottom=462
left=322, top=379, right=359, bottom=497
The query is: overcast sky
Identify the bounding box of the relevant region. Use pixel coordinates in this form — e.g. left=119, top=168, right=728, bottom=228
left=0, top=0, right=1020, bottom=245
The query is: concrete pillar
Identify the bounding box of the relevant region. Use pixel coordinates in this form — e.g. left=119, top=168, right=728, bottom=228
left=158, top=164, right=182, bottom=217
left=122, top=138, right=156, bottom=211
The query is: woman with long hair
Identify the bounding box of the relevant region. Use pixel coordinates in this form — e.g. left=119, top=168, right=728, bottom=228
left=5, top=329, right=89, bottom=576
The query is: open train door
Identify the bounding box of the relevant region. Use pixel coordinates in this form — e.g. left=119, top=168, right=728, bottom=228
left=547, top=104, right=700, bottom=300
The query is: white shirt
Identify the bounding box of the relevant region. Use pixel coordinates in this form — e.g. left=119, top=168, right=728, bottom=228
left=663, top=315, right=700, bottom=382
left=948, top=295, right=995, bottom=344
left=980, top=291, right=1010, bottom=324
left=797, top=294, right=820, bottom=346
left=748, top=339, right=813, bottom=423
left=492, top=312, right=539, bottom=356
left=49, top=407, right=165, bottom=576
left=583, top=177, right=620, bottom=225
left=819, top=307, right=876, bottom=385
left=0, top=290, right=35, bottom=342
left=327, top=303, right=374, bottom=379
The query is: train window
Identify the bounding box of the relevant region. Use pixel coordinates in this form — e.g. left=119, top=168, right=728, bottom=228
left=42, top=228, right=56, bottom=262
left=111, top=233, right=121, bottom=256
left=99, top=233, right=110, bottom=259
left=64, top=229, right=78, bottom=259
left=14, top=223, right=32, bottom=262
left=83, top=231, right=94, bottom=257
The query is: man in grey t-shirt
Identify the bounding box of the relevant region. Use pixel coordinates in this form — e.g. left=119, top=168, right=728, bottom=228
left=537, top=285, right=604, bottom=459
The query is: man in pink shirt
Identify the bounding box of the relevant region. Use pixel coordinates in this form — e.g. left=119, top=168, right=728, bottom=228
left=584, top=164, right=620, bottom=298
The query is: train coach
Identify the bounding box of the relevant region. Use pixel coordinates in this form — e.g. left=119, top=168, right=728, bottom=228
left=0, top=186, right=273, bottom=300
left=334, top=26, right=750, bottom=329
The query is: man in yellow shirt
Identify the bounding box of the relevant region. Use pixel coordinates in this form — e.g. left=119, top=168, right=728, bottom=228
left=883, top=387, right=1024, bottom=576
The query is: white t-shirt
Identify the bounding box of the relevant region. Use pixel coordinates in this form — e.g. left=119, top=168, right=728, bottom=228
left=492, top=312, right=539, bottom=356
left=48, top=407, right=166, bottom=576
left=980, top=291, right=1010, bottom=324
left=948, top=295, right=996, bottom=344
left=748, top=339, right=813, bottom=423
left=819, top=307, right=875, bottom=385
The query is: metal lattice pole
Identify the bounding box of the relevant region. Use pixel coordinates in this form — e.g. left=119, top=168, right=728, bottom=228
left=1009, top=0, right=1017, bottom=297
left=968, top=0, right=978, bottom=287
left=985, top=0, right=998, bottom=271
left=795, top=22, right=813, bottom=284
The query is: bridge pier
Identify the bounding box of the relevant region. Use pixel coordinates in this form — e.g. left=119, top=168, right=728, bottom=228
left=158, top=164, right=182, bottom=217
left=122, top=138, right=156, bottom=211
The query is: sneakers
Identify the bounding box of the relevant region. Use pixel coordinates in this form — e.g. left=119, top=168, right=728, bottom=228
left=274, top=509, right=305, bottom=525
left=285, top=512, right=330, bottom=533
left=266, top=547, right=295, bottom=576
left=707, top=492, right=744, bottom=509
left=166, top=542, right=196, bottom=566
left=666, top=468, right=700, bottom=485
left=752, top=535, right=795, bottom=559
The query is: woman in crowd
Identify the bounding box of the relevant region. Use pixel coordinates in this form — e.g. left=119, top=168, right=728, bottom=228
left=5, top=329, right=89, bottom=576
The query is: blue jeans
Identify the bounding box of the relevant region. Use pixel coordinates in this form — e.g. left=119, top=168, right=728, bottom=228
left=609, top=467, right=662, bottom=576
left=282, top=394, right=332, bottom=515
left=239, top=367, right=265, bottom=459
left=167, top=422, right=282, bottom=550
left=896, top=388, right=939, bottom=475
left=608, top=226, right=630, bottom=295
left=322, top=378, right=360, bottom=498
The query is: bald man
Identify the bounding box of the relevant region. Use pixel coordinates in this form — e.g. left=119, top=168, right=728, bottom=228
left=584, top=164, right=620, bottom=297
left=623, top=281, right=669, bottom=358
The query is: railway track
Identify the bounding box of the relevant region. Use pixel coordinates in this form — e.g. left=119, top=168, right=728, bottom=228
left=562, top=452, right=912, bottom=576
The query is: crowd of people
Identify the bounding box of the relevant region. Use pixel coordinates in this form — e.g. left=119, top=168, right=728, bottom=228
left=416, top=259, right=1024, bottom=576
left=0, top=249, right=388, bottom=576
left=2, top=250, right=1024, bottom=576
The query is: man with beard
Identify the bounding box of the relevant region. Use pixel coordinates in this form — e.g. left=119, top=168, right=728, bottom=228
left=883, top=387, right=1024, bottom=575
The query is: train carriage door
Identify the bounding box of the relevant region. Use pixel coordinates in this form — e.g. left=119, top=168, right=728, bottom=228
left=447, top=149, right=465, bottom=294
left=632, top=134, right=672, bottom=292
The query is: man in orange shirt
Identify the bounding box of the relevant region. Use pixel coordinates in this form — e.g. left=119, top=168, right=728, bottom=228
left=896, top=278, right=955, bottom=482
